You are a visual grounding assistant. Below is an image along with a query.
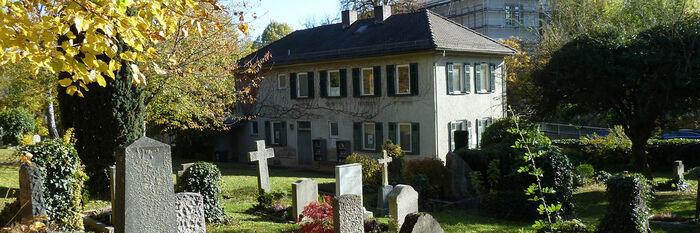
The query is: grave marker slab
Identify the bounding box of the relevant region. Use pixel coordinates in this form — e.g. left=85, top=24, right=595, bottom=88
left=292, top=179, right=318, bottom=221
left=175, top=192, right=206, bottom=233
left=19, top=163, right=48, bottom=224
left=389, top=184, right=419, bottom=226
left=335, top=163, right=363, bottom=203
left=333, top=194, right=363, bottom=233
left=398, top=212, right=445, bottom=233
left=673, top=160, right=685, bottom=180
left=114, top=136, right=177, bottom=233
left=445, top=152, right=470, bottom=199
left=248, top=140, right=275, bottom=193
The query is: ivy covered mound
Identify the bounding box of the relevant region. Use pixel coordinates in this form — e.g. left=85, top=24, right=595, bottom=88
left=598, top=173, right=652, bottom=233
left=176, top=162, right=225, bottom=223
left=20, top=137, right=88, bottom=231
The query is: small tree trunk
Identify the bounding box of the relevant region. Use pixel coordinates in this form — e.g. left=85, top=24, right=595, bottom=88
left=631, top=137, right=653, bottom=179
left=46, top=91, right=60, bottom=139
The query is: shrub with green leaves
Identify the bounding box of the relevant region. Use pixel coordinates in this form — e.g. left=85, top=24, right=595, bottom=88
left=573, top=164, right=595, bottom=187
left=175, top=162, right=225, bottom=223
left=597, top=173, right=652, bottom=233
left=0, top=107, right=36, bottom=145
left=345, top=153, right=381, bottom=192
left=20, top=138, right=87, bottom=231
left=685, top=166, right=700, bottom=180
left=402, top=158, right=448, bottom=199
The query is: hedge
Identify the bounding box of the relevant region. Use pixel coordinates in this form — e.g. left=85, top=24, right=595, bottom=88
left=175, top=162, right=226, bottom=223
left=597, top=173, right=652, bottom=233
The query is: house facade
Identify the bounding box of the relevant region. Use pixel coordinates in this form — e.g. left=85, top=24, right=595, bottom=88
left=240, top=6, right=513, bottom=168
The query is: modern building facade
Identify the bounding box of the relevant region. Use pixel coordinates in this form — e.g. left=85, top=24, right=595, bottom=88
left=424, top=0, right=548, bottom=41
left=240, top=6, right=513, bottom=168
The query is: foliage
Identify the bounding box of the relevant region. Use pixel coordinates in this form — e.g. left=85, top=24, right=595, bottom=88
left=296, top=196, right=333, bottom=233
left=499, top=38, right=537, bottom=114
left=0, top=107, right=36, bottom=145
left=480, top=116, right=542, bottom=150
left=345, top=153, right=381, bottom=191
left=19, top=137, right=87, bottom=231
left=0, top=59, right=56, bottom=137
left=253, top=21, right=292, bottom=49
left=254, top=191, right=286, bottom=211
left=534, top=15, right=700, bottom=178
left=486, top=160, right=501, bottom=194
left=597, top=173, right=652, bottom=233
left=175, top=162, right=225, bottom=223
left=549, top=219, right=589, bottom=233
left=573, top=164, right=595, bottom=188
left=0, top=199, right=20, bottom=225
left=382, top=140, right=405, bottom=184
left=339, top=0, right=423, bottom=18
left=594, top=171, right=612, bottom=184
left=684, top=166, right=700, bottom=180
left=469, top=171, right=485, bottom=195
left=402, top=158, right=448, bottom=199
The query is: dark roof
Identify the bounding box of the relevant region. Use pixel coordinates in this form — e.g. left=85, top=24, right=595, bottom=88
left=241, top=10, right=514, bottom=66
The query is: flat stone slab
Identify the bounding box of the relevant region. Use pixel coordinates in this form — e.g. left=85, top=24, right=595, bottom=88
left=335, top=163, right=363, bottom=204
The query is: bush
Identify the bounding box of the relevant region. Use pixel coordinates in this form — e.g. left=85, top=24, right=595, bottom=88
left=480, top=116, right=540, bottom=149
left=573, top=164, right=595, bottom=187
left=685, top=166, right=700, bottom=180
left=0, top=199, right=21, bottom=225
left=0, top=107, right=36, bottom=145
left=345, top=153, right=381, bottom=192
left=550, top=219, right=589, bottom=233
left=597, top=173, right=652, bottom=233
left=594, top=171, right=612, bottom=183
left=540, top=150, right=576, bottom=220
left=19, top=137, right=87, bottom=231
left=296, top=196, right=333, bottom=233
left=402, top=158, right=448, bottom=199
left=175, top=162, right=225, bottom=223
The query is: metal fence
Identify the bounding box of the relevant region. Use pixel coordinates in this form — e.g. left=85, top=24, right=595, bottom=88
left=538, top=122, right=611, bottom=140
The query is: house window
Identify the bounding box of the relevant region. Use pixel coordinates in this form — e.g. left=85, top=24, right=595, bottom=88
left=398, top=123, right=412, bottom=152
left=449, top=121, right=468, bottom=151
left=396, top=65, right=410, bottom=94
left=250, top=121, right=259, bottom=136
left=476, top=63, right=489, bottom=93
left=476, top=118, right=493, bottom=147
left=328, top=70, right=341, bottom=97
left=361, top=68, right=374, bottom=96
left=297, top=73, right=309, bottom=98
left=448, top=63, right=471, bottom=94
left=278, top=74, right=287, bottom=89
left=329, top=121, right=339, bottom=138
left=505, top=4, right=521, bottom=26
left=362, top=122, right=376, bottom=150
left=271, top=121, right=283, bottom=144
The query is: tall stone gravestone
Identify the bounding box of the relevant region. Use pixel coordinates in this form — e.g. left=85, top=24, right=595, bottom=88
left=110, top=165, right=116, bottom=207
left=445, top=152, right=470, bottom=199
left=175, top=192, right=206, bottom=233
left=389, top=184, right=419, bottom=225
left=333, top=194, right=363, bottom=233
left=376, top=150, right=393, bottom=216
left=19, top=163, right=48, bottom=224
left=248, top=140, right=275, bottom=193
left=336, top=163, right=373, bottom=218
left=114, top=136, right=177, bottom=233
left=292, top=179, right=318, bottom=221
left=673, top=160, right=685, bottom=180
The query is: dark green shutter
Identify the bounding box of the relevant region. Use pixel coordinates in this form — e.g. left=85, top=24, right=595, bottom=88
left=410, top=63, right=418, bottom=96
left=489, top=64, right=496, bottom=92
left=386, top=65, right=395, bottom=96
left=446, top=62, right=453, bottom=94
left=264, top=121, right=271, bottom=145
left=353, top=122, right=361, bottom=151
left=474, top=63, right=481, bottom=93
left=373, top=66, right=381, bottom=97
left=279, top=121, right=287, bottom=146
left=340, top=69, right=348, bottom=97
left=352, top=68, right=360, bottom=97
left=307, top=72, right=315, bottom=98
left=375, top=122, right=383, bottom=152
left=290, top=73, right=297, bottom=99
left=388, top=122, right=397, bottom=144
left=320, top=70, right=328, bottom=98
left=464, top=64, right=471, bottom=93
left=411, top=122, right=420, bottom=154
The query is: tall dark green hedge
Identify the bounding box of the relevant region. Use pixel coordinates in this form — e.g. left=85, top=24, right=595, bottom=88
left=597, top=173, right=652, bottom=233
left=58, top=33, right=144, bottom=196
left=175, top=162, right=226, bottom=223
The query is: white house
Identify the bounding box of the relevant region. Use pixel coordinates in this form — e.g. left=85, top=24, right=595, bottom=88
left=239, top=6, right=514, bottom=168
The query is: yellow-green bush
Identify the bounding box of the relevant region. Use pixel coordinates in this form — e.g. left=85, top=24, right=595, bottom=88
left=345, top=153, right=381, bottom=190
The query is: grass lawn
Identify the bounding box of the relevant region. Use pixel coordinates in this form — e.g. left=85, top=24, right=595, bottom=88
left=0, top=151, right=697, bottom=232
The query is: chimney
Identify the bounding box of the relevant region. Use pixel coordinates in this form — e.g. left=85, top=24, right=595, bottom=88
left=374, top=5, right=392, bottom=22
left=342, top=10, right=357, bottom=28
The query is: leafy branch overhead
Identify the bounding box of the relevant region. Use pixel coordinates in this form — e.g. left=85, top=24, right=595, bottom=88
left=0, top=0, right=252, bottom=96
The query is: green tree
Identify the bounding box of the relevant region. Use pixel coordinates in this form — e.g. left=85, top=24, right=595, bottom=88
left=253, top=21, right=293, bottom=49
left=0, top=107, right=36, bottom=145
left=533, top=15, right=700, bottom=179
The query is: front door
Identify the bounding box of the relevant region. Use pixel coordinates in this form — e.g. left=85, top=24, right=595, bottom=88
left=297, top=121, right=312, bottom=165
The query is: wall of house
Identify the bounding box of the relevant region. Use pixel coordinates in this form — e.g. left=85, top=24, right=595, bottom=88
left=252, top=52, right=439, bottom=166
left=432, top=51, right=506, bottom=161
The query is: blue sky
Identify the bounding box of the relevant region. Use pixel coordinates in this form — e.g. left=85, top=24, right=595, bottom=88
left=243, top=0, right=341, bottom=39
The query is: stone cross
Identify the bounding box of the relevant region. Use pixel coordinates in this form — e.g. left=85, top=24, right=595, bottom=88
left=333, top=194, right=364, bottom=233
left=19, top=163, right=48, bottom=224
left=292, top=179, right=319, bottom=221
left=673, top=160, right=684, bottom=180
left=377, top=150, right=393, bottom=186
left=114, top=136, right=177, bottom=233
left=248, top=140, right=274, bottom=193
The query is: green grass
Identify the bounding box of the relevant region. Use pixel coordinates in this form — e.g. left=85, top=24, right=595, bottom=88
left=0, top=151, right=697, bottom=232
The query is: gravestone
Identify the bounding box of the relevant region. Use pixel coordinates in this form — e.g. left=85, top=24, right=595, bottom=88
left=332, top=194, right=363, bottom=233
left=292, top=179, right=318, bottom=221
left=19, top=163, right=48, bottom=224
left=389, top=184, right=419, bottom=226
left=177, top=163, right=195, bottom=178
left=248, top=140, right=275, bottom=193
left=114, top=136, right=177, bottom=233
left=336, top=163, right=373, bottom=218
left=398, top=212, right=445, bottom=233
left=445, top=152, right=470, bottom=199
left=376, top=150, right=393, bottom=216
left=673, top=160, right=685, bottom=180
left=110, top=165, right=116, bottom=206
left=175, top=192, right=206, bottom=233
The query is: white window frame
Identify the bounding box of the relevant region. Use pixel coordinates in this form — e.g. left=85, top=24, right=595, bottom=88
left=297, top=73, right=309, bottom=98
left=362, top=122, right=376, bottom=150
left=250, top=121, right=259, bottom=136
left=271, top=121, right=282, bottom=145
left=449, top=63, right=464, bottom=94
left=328, top=70, right=341, bottom=97
left=477, top=63, right=489, bottom=93
left=395, top=64, right=411, bottom=95
left=278, top=74, right=287, bottom=89
left=397, top=123, right=412, bottom=153
left=329, top=121, right=339, bottom=138
left=360, top=68, right=374, bottom=96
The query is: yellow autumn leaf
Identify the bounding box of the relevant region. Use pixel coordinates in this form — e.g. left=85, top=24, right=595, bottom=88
left=146, top=47, right=158, bottom=58
left=59, top=78, right=73, bottom=87
left=238, top=23, right=249, bottom=35
left=96, top=75, right=107, bottom=87
left=66, top=85, right=78, bottom=95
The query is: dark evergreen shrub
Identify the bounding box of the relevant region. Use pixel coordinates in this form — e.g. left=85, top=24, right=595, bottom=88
left=402, top=158, right=448, bottom=199
left=20, top=138, right=87, bottom=231
left=0, top=199, right=21, bottom=225
left=175, top=162, right=225, bottom=223
left=540, top=150, right=575, bottom=220
left=0, top=107, right=36, bottom=145
left=597, top=173, right=652, bottom=233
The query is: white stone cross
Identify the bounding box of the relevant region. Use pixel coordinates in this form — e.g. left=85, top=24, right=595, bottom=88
left=377, top=150, right=393, bottom=186
left=249, top=140, right=275, bottom=193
